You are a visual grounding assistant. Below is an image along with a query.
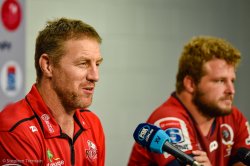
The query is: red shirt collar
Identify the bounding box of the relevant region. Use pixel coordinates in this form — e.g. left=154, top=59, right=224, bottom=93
left=26, top=84, right=90, bottom=138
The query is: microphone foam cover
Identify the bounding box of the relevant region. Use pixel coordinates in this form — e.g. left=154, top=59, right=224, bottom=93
left=133, top=123, right=171, bottom=153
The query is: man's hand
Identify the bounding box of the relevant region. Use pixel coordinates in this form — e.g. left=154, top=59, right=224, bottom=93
left=192, top=150, right=212, bottom=166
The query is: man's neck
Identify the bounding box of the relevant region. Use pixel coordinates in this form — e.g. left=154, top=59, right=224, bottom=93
left=36, top=83, right=75, bottom=139
left=176, top=92, right=215, bottom=136
left=54, top=112, right=75, bottom=139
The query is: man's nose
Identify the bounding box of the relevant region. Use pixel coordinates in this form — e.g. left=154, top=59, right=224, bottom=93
left=87, top=64, right=99, bottom=82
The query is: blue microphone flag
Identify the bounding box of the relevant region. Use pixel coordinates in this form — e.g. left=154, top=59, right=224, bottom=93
left=133, top=123, right=171, bottom=153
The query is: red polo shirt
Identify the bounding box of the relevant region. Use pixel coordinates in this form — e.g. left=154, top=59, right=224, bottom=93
left=0, top=84, right=105, bottom=166
left=128, top=93, right=250, bottom=166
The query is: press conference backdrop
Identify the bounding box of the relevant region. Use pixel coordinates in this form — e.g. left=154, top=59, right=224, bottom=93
left=0, top=0, right=25, bottom=110
left=2, top=0, right=250, bottom=165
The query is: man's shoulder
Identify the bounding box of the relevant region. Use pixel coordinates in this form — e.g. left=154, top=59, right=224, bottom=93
left=0, top=99, right=35, bottom=131
left=222, top=106, right=246, bottom=120
left=149, top=98, right=188, bottom=122
left=78, top=109, right=100, bottom=120
left=77, top=109, right=103, bottom=131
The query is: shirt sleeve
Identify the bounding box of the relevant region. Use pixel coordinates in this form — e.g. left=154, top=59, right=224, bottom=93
left=97, top=121, right=105, bottom=166
left=0, top=130, right=43, bottom=166
left=231, top=108, right=250, bottom=154
left=128, top=142, right=158, bottom=166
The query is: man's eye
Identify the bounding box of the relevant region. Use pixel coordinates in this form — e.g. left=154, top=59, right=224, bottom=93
left=216, top=79, right=224, bottom=83
left=96, top=59, right=103, bottom=67
left=79, top=62, right=88, bottom=67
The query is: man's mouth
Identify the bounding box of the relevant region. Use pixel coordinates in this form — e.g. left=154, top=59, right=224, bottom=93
left=83, top=87, right=94, bottom=94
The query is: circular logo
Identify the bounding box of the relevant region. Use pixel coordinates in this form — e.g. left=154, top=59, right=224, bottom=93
left=41, top=114, right=50, bottom=121
left=221, top=124, right=234, bottom=145
left=1, top=0, right=22, bottom=31
left=0, top=61, right=23, bottom=97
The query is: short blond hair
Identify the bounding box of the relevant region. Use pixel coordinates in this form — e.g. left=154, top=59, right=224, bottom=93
left=35, top=17, right=102, bottom=83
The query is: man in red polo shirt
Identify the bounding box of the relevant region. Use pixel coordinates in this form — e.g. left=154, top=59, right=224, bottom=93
left=128, top=36, right=250, bottom=166
left=0, top=17, right=105, bottom=166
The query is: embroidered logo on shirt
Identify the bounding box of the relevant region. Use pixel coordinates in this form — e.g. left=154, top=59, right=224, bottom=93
left=221, top=124, right=234, bottom=145
left=165, top=128, right=184, bottom=143
left=29, top=126, right=38, bottom=132
left=245, top=121, right=250, bottom=145
left=209, top=140, right=218, bottom=152
left=154, top=117, right=192, bottom=159
left=85, top=140, right=98, bottom=161
left=46, top=149, right=64, bottom=166
left=221, top=123, right=234, bottom=157
left=41, top=114, right=54, bottom=133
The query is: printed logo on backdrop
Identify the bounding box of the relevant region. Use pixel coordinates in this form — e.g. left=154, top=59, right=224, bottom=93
left=0, top=40, right=11, bottom=51
left=0, top=60, right=23, bottom=97
left=0, top=0, right=25, bottom=111
left=1, top=0, right=22, bottom=31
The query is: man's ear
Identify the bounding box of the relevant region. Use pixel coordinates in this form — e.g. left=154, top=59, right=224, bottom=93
left=39, top=54, right=53, bottom=78
left=183, top=75, right=195, bottom=93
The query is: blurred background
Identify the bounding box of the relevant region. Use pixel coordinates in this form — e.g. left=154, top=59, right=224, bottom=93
left=1, top=0, right=250, bottom=165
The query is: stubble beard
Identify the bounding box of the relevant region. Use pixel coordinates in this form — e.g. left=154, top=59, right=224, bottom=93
left=54, top=85, right=93, bottom=111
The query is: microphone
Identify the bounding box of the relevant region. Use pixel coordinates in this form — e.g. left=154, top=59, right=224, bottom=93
left=133, top=123, right=202, bottom=166
left=236, top=147, right=250, bottom=165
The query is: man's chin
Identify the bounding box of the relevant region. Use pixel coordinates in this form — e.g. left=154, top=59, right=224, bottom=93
left=200, top=107, right=232, bottom=118
left=222, top=109, right=232, bottom=115
left=220, top=104, right=232, bottom=112
left=79, top=99, right=92, bottom=108
left=214, top=108, right=232, bottom=117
